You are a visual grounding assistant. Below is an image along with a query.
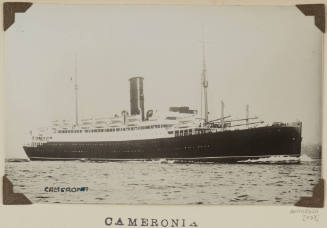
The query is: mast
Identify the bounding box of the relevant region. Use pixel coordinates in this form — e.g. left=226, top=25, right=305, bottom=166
left=74, top=53, right=79, bottom=126
left=246, top=104, right=249, bottom=128
left=201, top=29, right=209, bottom=124
left=221, top=100, right=224, bottom=131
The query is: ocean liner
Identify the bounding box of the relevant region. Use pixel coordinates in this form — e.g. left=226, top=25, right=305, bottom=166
left=23, top=52, right=302, bottom=162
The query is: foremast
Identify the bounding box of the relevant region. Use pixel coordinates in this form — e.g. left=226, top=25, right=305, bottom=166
left=201, top=31, right=209, bottom=124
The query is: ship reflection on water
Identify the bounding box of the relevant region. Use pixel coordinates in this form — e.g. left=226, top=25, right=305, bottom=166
left=5, top=155, right=321, bottom=205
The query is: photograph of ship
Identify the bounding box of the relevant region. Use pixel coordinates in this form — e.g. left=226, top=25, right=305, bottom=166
left=3, top=4, right=322, bottom=205
left=23, top=74, right=303, bottom=162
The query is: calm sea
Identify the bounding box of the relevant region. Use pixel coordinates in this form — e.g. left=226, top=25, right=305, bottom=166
left=5, top=156, right=321, bottom=205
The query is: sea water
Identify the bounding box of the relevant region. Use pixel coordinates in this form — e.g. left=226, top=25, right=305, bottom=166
left=5, top=155, right=321, bottom=205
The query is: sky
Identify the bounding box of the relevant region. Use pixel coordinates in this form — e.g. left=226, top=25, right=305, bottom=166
left=4, top=4, right=322, bottom=158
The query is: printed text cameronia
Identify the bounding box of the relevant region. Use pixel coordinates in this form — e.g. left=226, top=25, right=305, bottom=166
left=105, top=217, right=198, bottom=227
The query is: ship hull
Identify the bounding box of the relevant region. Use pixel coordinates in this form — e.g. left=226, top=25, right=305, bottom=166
left=23, top=126, right=302, bottom=163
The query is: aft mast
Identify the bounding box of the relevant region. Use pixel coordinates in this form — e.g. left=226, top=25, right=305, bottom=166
left=74, top=53, right=79, bottom=126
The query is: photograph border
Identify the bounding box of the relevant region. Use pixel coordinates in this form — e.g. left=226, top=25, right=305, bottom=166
left=0, top=0, right=326, bottom=227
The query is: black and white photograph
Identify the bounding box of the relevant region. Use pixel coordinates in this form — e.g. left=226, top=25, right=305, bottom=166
left=3, top=3, right=323, bottom=205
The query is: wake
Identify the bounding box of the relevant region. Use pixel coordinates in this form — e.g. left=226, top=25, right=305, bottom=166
left=237, top=154, right=313, bottom=164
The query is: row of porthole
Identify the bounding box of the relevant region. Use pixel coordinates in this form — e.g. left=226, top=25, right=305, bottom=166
left=184, top=145, right=210, bottom=150
left=57, top=124, right=173, bottom=134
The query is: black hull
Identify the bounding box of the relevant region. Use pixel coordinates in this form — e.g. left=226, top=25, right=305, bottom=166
left=23, top=126, right=302, bottom=163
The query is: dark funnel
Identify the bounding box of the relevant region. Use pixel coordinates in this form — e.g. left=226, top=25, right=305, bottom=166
left=129, top=77, right=144, bottom=121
